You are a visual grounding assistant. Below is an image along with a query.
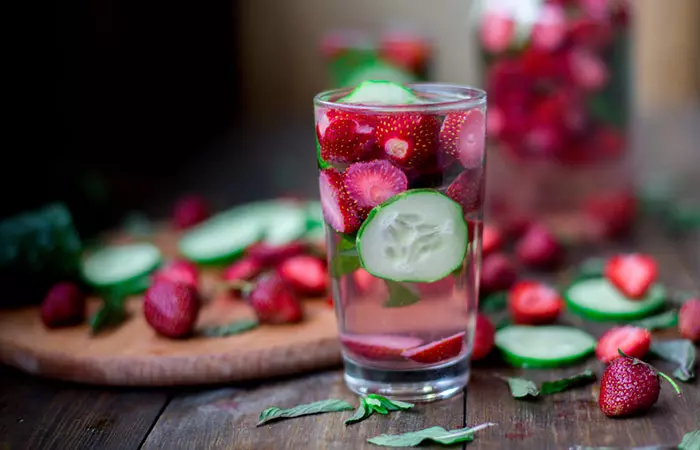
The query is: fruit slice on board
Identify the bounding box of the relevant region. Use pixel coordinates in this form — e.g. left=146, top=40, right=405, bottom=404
left=82, top=243, right=162, bottom=290
left=178, top=212, right=262, bottom=265
left=495, top=325, right=596, bottom=368
left=340, top=80, right=419, bottom=105
left=340, top=334, right=424, bottom=361
left=356, top=189, right=468, bottom=283
left=565, top=277, right=666, bottom=321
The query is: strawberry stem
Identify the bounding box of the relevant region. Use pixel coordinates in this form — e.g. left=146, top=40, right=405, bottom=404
left=657, top=371, right=682, bottom=396
left=617, top=348, right=682, bottom=396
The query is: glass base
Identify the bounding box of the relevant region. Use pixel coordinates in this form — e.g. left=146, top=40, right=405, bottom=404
left=343, top=356, right=470, bottom=402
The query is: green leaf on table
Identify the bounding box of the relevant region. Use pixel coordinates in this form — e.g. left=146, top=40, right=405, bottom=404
left=479, top=291, right=508, bottom=313
left=573, top=257, right=606, bottom=281
left=383, top=281, right=420, bottom=308
left=201, top=319, right=258, bottom=337
left=256, top=399, right=354, bottom=426
left=570, top=446, right=672, bottom=450
left=365, top=397, right=388, bottom=414
left=367, top=422, right=496, bottom=447
left=345, top=394, right=414, bottom=425
left=679, top=429, right=700, bottom=450
left=650, top=339, right=696, bottom=382
left=345, top=398, right=371, bottom=425
left=631, top=310, right=678, bottom=330
left=539, top=369, right=597, bottom=395
left=89, top=300, right=127, bottom=334
left=366, top=394, right=414, bottom=412
left=496, top=375, right=540, bottom=399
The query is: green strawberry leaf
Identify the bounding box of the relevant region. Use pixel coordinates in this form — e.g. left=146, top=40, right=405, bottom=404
left=496, top=375, right=540, bottom=399
left=345, top=398, right=371, bottom=425
left=201, top=319, right=258, bottom=337
left=539, top=370, right=597, bottom=395
left=631, top=310, right=678, bottom=331
left=257, top=399, right=354, bottom=426
left=383, top=281, right=420, bottom=308
left=650, top=339, right=696, bottom=382
left=367, top=422, right=496, bottom=447
left=479, top=291, right=508, bottom=313
left=679, top=429, right=700, bottom=450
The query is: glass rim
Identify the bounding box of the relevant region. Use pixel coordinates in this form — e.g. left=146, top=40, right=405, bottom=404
left=313, top=82, right=487, bottom=113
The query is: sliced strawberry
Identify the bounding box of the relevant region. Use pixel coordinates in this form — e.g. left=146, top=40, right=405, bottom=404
left=317, top=110, right=376, bottom=163
left=515, top=223, right=563, bottom=270
left=248, top=272, right=303, bottom=324
left=472, top=314, right=496, bottom=361
left=353, top=268, right=378, bottom=295
left=604, top=254, right=658, bottom=299
left=567, top=48, right=609, bottom=91
left=508, top=281, right=563, bottom=325
left=531, top=3, right=567, bottom=50
left=679, top=299, right=700, bottom=342
left=445, top=168, right=484, bottom=214
left=172, top=194, right=210, bottom=230
left=341, top=334, right=423, bottom=361
left=318, top=168, right=361, bottom=234
left=343, top=160, right=408, bottom=211
left=584, top=191, right=637, bottom=239
left=479, top=10, right=515, bottom=53
left=278, top=255, right=328, bottom=297
left=152, top=259, right=199, bottom=288
left=400, top=331, right=466, bottom=364
left=439, top=109, right=486, bottom=168
left=595, top=326, right=652, bottom=364
left=245, top=241, right=306, bottom=267
left=480, top=253, right=518, bottom=295
left=482, top=224, right=504, bottom=257
left=375, top=113, right=440, bottom=169
left=223, top=257, right=263, bottom=283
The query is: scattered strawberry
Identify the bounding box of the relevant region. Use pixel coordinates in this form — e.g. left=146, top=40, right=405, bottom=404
left=472, top=314, right=496, bottom=361
left=504, top=216, right=533, bottom=240
left=480, top=10, right=515, bottom=53
left=152, top=259, right=199, bottom=288
left=584, top=191, right=637, bottom=239
left=482, top=224, right=504, bottom=257
left=144, top=280, right=200, bottom=338
left=248, top=272, right=303, bottom=324
left=278, top=255, right=328, bottom=297
left=245, top=241, right=306, bottom=267
left=172, top=194, right=210, bottom=230
left=531, top=3, right=567, bottom=51
left=679, top=298, right=700, bottom=342
left=401, top=331, right=466, bottom=364
left=353, top=268, right=378, bottom=294
left=378, top=32, right=430, bottom=73
left=480, top=253, right=518, bottom=294
left=508, top=281, right=563, bottom=325
left=515, top=223, right=563, bottom=270
left=599, top=352, right=681, bottom=418
left=604, top=254, right=658, bottom=299
left=341, top=334, right=424, bottom=361
left=445, top=169, right=484, bottom=214
left=439, top=109, right=486, bottom=168
left=319, top=168, right=361, bottom=234
left=595, top=326, right=652, bottom=364
left=40, top=282, right=86, bottom=328
left=486, top=106, right=505, bottom=138
left=223, top=257, right=263, bottom=283
left=567, top=48, right=609, bottom=91
left=343, top=160, right=408, bottom=212
left=375, top=113, right=440, bottom=169
left=317, top=110, right=376, bottom=163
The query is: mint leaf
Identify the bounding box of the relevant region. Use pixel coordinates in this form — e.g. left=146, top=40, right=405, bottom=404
left=256, top=399, right=353, bottom=426
left=651, top=339, right=696, bottom=382
left=383, top=281, right=420, bottom=308
left=365, top=397, right=389, bottom=414
left=202, top=319, right=258, bottom=337
left=89, top=301, right=126, bottom=334
left=330, top=237, right=361, bottom=277
left=367, top=422, right=496, bottom=447
left=345, top=398, right=371, bottom=425
left=479, top=291, right=507, bottom=313
left=679, top=429, right=700, bottom=450
left=631, top=310, right=678, bottom=331
left=367, top=394, right=414, bottom=412
left=497, top=375, right=540, bottom=399
left=573, top=257, right=606, bottom=281
left=570, top=446, right=670, bottom=450
left=540, top=369, right=597, bottom=395
left=345, top=395, right=414, bottom=426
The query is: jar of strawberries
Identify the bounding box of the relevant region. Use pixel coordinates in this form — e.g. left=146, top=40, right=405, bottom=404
left=477, top=0, right=635, bottom=242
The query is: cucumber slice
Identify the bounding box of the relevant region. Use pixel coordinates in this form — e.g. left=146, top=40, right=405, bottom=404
left=356, top=189, right=468, bottom=283
left=305, top=200, right=324, bottom=229
left=495, top=325, right=596, bottom=369
left=565, top=277, right=666, bottom=321
left=82, top=243, right=161, bottom=289
left=236, top=200, right=308, bottom=246
left=340, top=80, right=419, bottom=105
left=178, top=213, right=262, bottom=264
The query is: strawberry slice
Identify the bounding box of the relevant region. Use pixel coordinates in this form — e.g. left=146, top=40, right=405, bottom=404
left=445, top=168, right=484, bottom=214
left=375, top=113, right=440, bottom=169
left=515, top=223, right=563, bottom=270
left=531, top=3, right=567, bottom=51
left=482, top=224, right=504, bottom=257
left=604, top=254, right=658, bottom=299
left=479, top=10, right=515, bottom=53
left=341, top=334, right=424, bottom=361
left=152, top=259, right=199, bottom=288
left=317, top=109, right=376, bottom=163
left=278, top=255, right=328, bottom=297
left=567, top=48, right=609, bottom=91
left=679, top=298, right=700, bottom=342
left=508, top=281, right=563, bottom=325
left=401, top=331, right=466, bottom=364
left=472, top=314, right=496, bottom=361
left=248, top=272, right=303, bottom=324
left=172, top=194, right=210, bottom=230
left=223, top=257, right=263, bottom=283
left=343, top=160, right=408, bottom=211
left=319, top=168, right=361, bottom=234
left=595, top=326, right=652, bottom=364
left=439, top=109, right=486, bottom=168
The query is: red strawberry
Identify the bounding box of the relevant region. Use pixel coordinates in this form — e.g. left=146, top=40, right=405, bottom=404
left=508, top=281, right=563, bottom=325
left=445, top=168, right=484, bottom=214
left=480, top=253, right=518, bottom=295
left=472, top=314, right=496, bottom=360
left=486, top=106, right=505, bottom=138
left=591, top=125, right=626, bottom=160
left=531, top=3, right=567, bottom=50
left=504, top=216, right=533, bottom=240
left=480, top=10, right=515, bottom=53
left=245, top=241, right=306, bottom=267
left=172, top=194, right=210, bottom=230
left=40, top=282, right=86, bottom=328
left=379, top=32, right=430, bottom=73
left=353, top=268, right=378, bottom=294
left=584, top=191, right=637, bottom=239
left=515, top=223, right=563, bottom=270
left=375, top=113, right=440, bottom=169
left=152, top=259, right=199, bottom=288
left=223, top=257, right=263, bottom=283
left=482, top=224, right=504, bottom=257
left=604, top=254, right=658, bottom=299
left=319, top=168, right=361, bottom=234
left=341, top=334, right=423, bottom=361
left=568, top=48, right=609, bottom=91
left=439, top=109, right=486, bottom=168
left=401, top=331, right=466, bottom=364
left=248, top=272, right=303, bottom=324
left=568, top=18, right=614, bottom=49
left=599, top=353, right=681, bottom=417
left=326, top=294, right=334, bottom=307
left=317, top=110, right=376, bottom=163
left=595, top=326, right=652, bottom=364
left=679, top=298, right=700, bottom=342
left=343, top=160, right=408, bottom=211
left=144, top=281, right=200, bottom=338
left=278, top=255, right=328, bottom=297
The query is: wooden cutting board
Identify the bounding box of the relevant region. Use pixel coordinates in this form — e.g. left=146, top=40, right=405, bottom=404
left=0, top=228, right=341, bottom=386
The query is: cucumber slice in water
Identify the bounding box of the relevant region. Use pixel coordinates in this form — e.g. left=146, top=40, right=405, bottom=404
left=82, top=243, right=161, bottom=289
left=178, top=212, right=262, bottom=264
left=356, top=189, right=468, bottom=283
left=340, top=80, right=419, bottom=105
left=565, top=277, right=666, bottom=321
left=495, top=325, right=596, bottom=368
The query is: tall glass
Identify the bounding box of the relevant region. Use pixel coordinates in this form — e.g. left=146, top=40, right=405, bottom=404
left=314, top=84, right=486, bottom=401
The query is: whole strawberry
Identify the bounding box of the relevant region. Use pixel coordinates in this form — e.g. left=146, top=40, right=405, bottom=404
left=172, top=194, right=210, bottom=230
left=515, top=223, right=563, bottom=270
left=248, top=272, right=303, bottom=324
left=679, top=298, right=700, bottom=342
left=144, top=281, right=200, bottom=338
left=40, top=282, right=86, bottom=328
left=480, top=253, right=517, bottom=295
left=152, top=259, right=199, bottom=288
left=599, top=351, right=681, bottom=418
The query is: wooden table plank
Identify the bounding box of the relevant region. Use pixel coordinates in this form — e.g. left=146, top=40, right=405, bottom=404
left=0, top=366, right=170, bottom=450
left=140, top=370, right=465, bottom=450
